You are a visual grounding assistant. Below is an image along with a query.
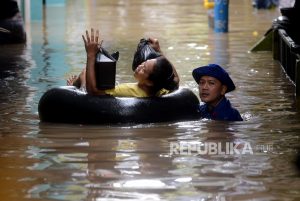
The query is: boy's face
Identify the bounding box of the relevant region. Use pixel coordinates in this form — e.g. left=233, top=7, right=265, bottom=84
left=198, top=75, right=227, bottom=106
left=134, top=59, right=156, bottom=86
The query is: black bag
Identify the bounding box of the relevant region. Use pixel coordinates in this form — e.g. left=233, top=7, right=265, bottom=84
left=132, top=38, right=161, bottom=71
left=95, top=48, right=119, bottom=90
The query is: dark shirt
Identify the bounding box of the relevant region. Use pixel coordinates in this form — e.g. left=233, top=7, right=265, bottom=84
left=0, top=0, right=19, bottom=20
left=199, top=97, right=243, bottom=121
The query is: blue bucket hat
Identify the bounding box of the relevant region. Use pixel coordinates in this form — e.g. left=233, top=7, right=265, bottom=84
left=192, top=64, right=236, bottom=93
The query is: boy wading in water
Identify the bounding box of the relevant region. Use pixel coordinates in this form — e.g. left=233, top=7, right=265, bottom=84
left=192, top=64, right=243, bottom=121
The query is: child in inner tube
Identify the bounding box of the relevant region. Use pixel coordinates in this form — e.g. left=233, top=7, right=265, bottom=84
left=67, top=28, right=179, bottom=97
left=192, top=64, right=243, bottom=121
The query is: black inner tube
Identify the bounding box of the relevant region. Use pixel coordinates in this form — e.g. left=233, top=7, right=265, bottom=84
left=38, top=86, right=201, bottom=124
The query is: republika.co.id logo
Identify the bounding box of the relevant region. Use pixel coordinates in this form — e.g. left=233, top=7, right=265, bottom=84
left=169, top=141, right=273, bottom=156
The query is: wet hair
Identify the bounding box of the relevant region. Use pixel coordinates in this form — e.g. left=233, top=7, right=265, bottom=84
left=148, top=56, right=177, bottom=92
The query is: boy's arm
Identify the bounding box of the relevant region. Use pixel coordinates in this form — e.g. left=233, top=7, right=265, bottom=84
left=82, top=28, right=105, bottom=95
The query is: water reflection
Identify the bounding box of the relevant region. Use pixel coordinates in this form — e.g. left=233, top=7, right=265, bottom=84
left=27, top=120, right=281, bottom=200
left=27, top=124, right=178, bottom=199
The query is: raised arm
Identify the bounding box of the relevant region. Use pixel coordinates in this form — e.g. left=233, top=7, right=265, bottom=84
left=82, top=28, right=105, bottom=95
left=148, top=38, right=180, bottom=89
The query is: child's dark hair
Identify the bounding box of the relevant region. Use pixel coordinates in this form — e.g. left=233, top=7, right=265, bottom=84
left=148, top=56, right=177, bottom=92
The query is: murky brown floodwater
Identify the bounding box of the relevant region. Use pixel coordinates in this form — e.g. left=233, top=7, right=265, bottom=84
left=0, top=0, right=299, bottom=200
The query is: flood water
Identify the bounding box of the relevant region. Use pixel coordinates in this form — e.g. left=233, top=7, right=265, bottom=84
left=0, top=0, right=299, bottom=200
